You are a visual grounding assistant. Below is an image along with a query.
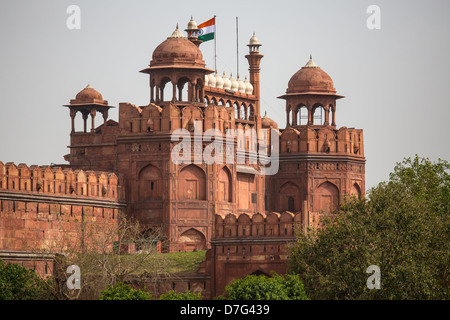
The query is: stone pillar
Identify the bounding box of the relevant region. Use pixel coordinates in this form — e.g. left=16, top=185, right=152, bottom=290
left=70, top=109, right=77, bottom=133
left=307, top=107, right=313, bottom=125
left=82, top=112, right=89, bottom=133
left=155, top=85, right=160, bottom=102
left=324, top=107, right=330, bottom=126
left=286, top=106, right=290, bottom=127
left=90, top=109, right=96, bottom=133
left=150, top=84, right=155, bottom=103
left=302, top=200, right=308, bottom=232
left=172, top=82, right=177, bottom=102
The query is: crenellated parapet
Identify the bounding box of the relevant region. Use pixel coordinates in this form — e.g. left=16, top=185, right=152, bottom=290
left=214, top=211, right=303, bottom=239
left=0, top=161, right=123, bottom=201
left=119, top=102, right=237, bottom=135
left=279, top=125, right=364, bottom=156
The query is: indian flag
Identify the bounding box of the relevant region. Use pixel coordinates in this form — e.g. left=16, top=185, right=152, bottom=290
left=198, top=17, right=215, bottom=42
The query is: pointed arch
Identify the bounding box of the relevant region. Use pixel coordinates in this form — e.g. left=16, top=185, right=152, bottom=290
left=178, top=228, right=206, bottom=251
left=350, top=182, right=362, bottom=199
left=314, top=181, right=339, bottom=213
left=178, top=164, right=206, bottom=200
left=312, top=103, right=325, bottom=125
left=138, top=164, right=162, bottom=200
left=279, top=181, right=300, bottom=212
left=218, top=166, right=232, bottom=202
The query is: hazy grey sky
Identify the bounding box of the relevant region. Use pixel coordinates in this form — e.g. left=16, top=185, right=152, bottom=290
left=0, top=0, right=449, bottom=190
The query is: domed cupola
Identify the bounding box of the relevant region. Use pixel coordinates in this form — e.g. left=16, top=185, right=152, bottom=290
left=278, top=55, right=344, bottom=127
left=74, top=84, right=104, bottom=103
left=261, top=111, right=278, bottom=129
left=140, top=23, right=214, bottom=104
left=286, top=55, right=336, bottom=95
left=149, top=24, right=206, bottom=69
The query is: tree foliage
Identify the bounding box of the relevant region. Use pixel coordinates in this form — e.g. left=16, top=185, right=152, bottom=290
left=99, top=282, right=151, bottom=300
left=288, top=156, right=450, bottom=299
left=218, top=273, right=308, bottom=300
left=0, top=260, right=54, bottom=300
left=48, top=216, right=172, bottom=299
left=159, top=289, right=202, bottom=300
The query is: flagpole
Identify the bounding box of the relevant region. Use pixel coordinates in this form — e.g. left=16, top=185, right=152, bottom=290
left=236, top=16, right=239, bottom=77
left=214, top=15, right=217, bottom=72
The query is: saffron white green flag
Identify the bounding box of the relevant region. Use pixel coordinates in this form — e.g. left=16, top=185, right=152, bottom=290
left=198, top=17, right=215, bottom=42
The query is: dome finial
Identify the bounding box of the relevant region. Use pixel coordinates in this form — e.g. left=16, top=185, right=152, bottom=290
left=304, top=54, right=319, bottom=68
left=168, top=23, right=185, bottom=38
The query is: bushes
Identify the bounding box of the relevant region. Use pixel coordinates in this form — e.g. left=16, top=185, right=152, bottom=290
left=159, top=289, right=202, bottom=300
left=99, top=282, right=151, bottom=300
left=0, top=260, right=54, bottom=300
left=218, top=273, right=308, bottom=300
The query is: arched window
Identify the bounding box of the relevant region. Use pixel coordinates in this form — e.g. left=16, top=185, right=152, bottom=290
left=234, top=102, right=240, bottom=119
left=177, top=77, right=190, bottom=101
left=312, top=104, right=325, bottom=125
left=279, top=182, right=300, bottom=212
left=350, top=183, right=362, bottom=199
left=298, top=105, right=308, bottom=125
left=240, top=103, right=247, bottom=120
left=248, top=105, right=255, bottom=121
left=160, top=77, right=172, bottom=102
left=218, top=166, right=232, bottom=202
left=288, top=196, right=295, bottom=212
left=138, top=164, right=162, bottom=200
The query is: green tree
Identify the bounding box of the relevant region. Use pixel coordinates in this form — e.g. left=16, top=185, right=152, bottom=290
left=0, top=260, right=54, bottom=300
left=99, top=282, right=151, bottom=300
left=218, top=273, right=308, bottom=300
left=159, top=289, right=202, bottom=300
left=289, top=156, right=450, bottom=299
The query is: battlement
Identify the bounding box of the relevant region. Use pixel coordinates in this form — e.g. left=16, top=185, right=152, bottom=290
left=280, top=125, right=364, bottom=156
left=214, top=212, right=303, bottom=239
left=0, top=161, right=123, bottom=201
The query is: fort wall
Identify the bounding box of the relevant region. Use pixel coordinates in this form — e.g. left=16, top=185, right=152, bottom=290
left=0, top=161, right=126, bottom=277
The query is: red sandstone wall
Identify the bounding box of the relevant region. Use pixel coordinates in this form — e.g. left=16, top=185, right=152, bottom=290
left=0, top=162, right=125, bottom=276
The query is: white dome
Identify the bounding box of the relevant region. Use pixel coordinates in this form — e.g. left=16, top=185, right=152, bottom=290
left=205, top=74, right=209, bottom=86
left=186, top=16, right=198, bottom=31
left=249, top=32, right=260, bottom=46
left=237, top=76, right=246, bottom=93
left=244, top=76, right=253, bottom=94
left=222, top=72, right=231, bottom=90
left=229, top=73, right=238, bottom=92
left=207, top=73, right=216, bottom=88
left=214, top=72, right=224, bottom=89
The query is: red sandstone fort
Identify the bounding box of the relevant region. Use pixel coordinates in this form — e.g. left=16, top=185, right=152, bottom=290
left=0, top=17, right=365, bottom=298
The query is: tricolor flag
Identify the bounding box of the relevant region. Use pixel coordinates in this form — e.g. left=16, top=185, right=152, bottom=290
left=198, top=17, right=215, bottom=42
